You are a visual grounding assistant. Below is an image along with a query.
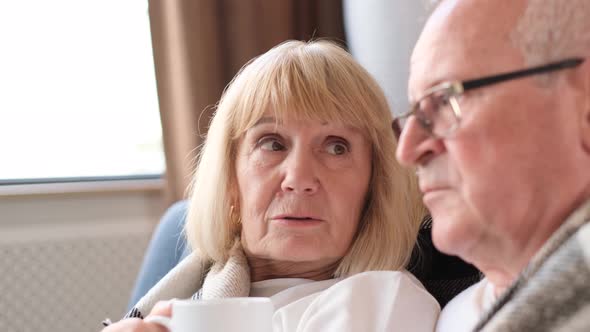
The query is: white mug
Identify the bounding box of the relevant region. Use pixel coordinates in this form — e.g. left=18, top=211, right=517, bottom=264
left=144, top=297, right=274, bottom=332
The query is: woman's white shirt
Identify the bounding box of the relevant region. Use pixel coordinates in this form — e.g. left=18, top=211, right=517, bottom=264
left=435, top=278, right=496, bottom=332
left=250, top=270, right=440, bottom=332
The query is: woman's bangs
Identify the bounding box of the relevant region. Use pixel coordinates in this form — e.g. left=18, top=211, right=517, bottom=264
left=228, top=43, right=381, bottom=143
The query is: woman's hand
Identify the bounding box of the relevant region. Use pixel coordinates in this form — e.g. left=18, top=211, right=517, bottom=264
left=101, top=301, right=173, bottom=332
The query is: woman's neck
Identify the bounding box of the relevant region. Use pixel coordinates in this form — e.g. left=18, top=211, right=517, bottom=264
left=247, top=256, right=340, bottom=282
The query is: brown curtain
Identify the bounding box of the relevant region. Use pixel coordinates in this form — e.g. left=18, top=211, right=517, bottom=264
left=148, top=0, right=346, bottom=203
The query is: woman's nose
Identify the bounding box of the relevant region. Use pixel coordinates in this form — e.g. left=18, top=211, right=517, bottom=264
left=280, top=148, right=319, bottom=195
left=396, top=116, right=445, bottom=167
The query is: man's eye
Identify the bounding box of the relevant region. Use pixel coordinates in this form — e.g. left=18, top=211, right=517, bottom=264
left=326, top=141, right=349, bottom=155
left=434, top=95, right=451, bottom=109
left=259, top=138, right=285, bottom=151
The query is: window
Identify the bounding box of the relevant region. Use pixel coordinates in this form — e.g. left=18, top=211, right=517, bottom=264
left=0, top=0, right=165, bottom=182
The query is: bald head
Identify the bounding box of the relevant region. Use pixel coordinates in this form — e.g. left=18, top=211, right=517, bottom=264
left=409, top=0, right=526, bottom=100
left=421, top=0, right=590, bottom=66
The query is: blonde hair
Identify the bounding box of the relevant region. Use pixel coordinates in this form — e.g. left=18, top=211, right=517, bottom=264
left=185, top=40, right=425, bottom=277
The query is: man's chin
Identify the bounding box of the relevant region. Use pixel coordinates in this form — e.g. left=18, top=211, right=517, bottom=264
left=430, top=215, right=478, bottom=259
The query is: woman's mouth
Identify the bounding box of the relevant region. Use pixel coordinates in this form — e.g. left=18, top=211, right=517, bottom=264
left=271, top=215, right=324, bottom=226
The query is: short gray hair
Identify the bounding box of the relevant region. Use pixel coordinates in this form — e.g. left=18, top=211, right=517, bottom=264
left=511, top=0, right=590, bottom=65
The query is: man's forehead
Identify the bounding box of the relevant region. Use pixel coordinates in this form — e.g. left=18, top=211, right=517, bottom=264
left=408, top=0, right=526, bottom=101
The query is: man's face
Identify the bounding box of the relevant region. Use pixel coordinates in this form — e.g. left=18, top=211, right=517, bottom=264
left=396, top=0, right=586, bottom=263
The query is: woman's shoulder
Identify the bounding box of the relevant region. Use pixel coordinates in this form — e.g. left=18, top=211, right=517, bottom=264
left=326, top=270, right=440, bottom=308
left=338, top=270, right=430, bottom=291
left=290, top=270, right=440, bottom=331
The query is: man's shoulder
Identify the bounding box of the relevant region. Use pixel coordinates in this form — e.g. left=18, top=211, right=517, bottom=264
left=477, top=222, right=590, bottom=331
left=542, top=220, right=590, bottom=274
left=544, top=211, right=590, bottom=268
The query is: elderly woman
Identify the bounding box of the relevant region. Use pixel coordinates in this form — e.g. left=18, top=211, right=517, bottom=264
left=104, top=40, right=439, bottom=331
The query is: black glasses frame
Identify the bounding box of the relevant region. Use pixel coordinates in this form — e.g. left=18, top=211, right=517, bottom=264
left=393, top=58, right=585, bottom=139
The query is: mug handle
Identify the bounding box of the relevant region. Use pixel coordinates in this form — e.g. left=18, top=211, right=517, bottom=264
left=144, top=315, right=172, bottom=331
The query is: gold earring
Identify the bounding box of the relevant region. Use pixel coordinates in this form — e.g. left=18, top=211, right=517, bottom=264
left=230, top=205, right=241, bottom=225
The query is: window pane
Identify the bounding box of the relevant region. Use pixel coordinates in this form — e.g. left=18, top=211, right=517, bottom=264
left=0, top=0, right=165, bottom=180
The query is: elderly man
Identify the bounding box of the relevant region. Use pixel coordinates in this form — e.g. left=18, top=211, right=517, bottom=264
left=394, top=0, right=590, bottom=331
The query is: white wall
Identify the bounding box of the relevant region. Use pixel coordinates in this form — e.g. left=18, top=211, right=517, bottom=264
left=344, top=0, right=431, bottom=114
left=0, top=183, right=165, bottom=332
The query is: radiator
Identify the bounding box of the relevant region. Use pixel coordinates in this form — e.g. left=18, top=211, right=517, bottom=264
left=0, top=220, right=152, bottom=332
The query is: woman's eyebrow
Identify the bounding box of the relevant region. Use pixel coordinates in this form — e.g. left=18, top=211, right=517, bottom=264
left=250, top=117, right=362, bottom=136
left=335, top=124, right=364, bottom=136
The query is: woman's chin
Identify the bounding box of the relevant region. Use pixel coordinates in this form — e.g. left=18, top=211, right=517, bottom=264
left=269, top=238, right=335, bottom=262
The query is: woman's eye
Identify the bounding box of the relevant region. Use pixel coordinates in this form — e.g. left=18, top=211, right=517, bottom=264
left=259, top=138, right=285, bottom=151
left=326, top=141, right=349, bottom=155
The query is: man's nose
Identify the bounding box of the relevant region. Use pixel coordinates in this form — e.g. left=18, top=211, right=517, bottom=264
left=281, top=147, right=319, bottom=195
left=395, top=116, right=445, bottom=166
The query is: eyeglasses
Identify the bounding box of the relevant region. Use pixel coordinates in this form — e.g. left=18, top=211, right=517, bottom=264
left=392, top=58, right=585, bottom=139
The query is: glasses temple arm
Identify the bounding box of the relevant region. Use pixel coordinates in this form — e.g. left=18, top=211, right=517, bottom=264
left=463, top=58, right=584, bottom=91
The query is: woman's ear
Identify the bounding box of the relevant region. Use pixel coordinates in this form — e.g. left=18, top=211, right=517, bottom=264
left=581, top=62, right=590, bottom=153
left=228, top=181, right=242, bottom=220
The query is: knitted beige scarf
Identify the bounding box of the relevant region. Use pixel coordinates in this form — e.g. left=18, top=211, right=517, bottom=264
left=106, top=239, right=251, bottom=325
